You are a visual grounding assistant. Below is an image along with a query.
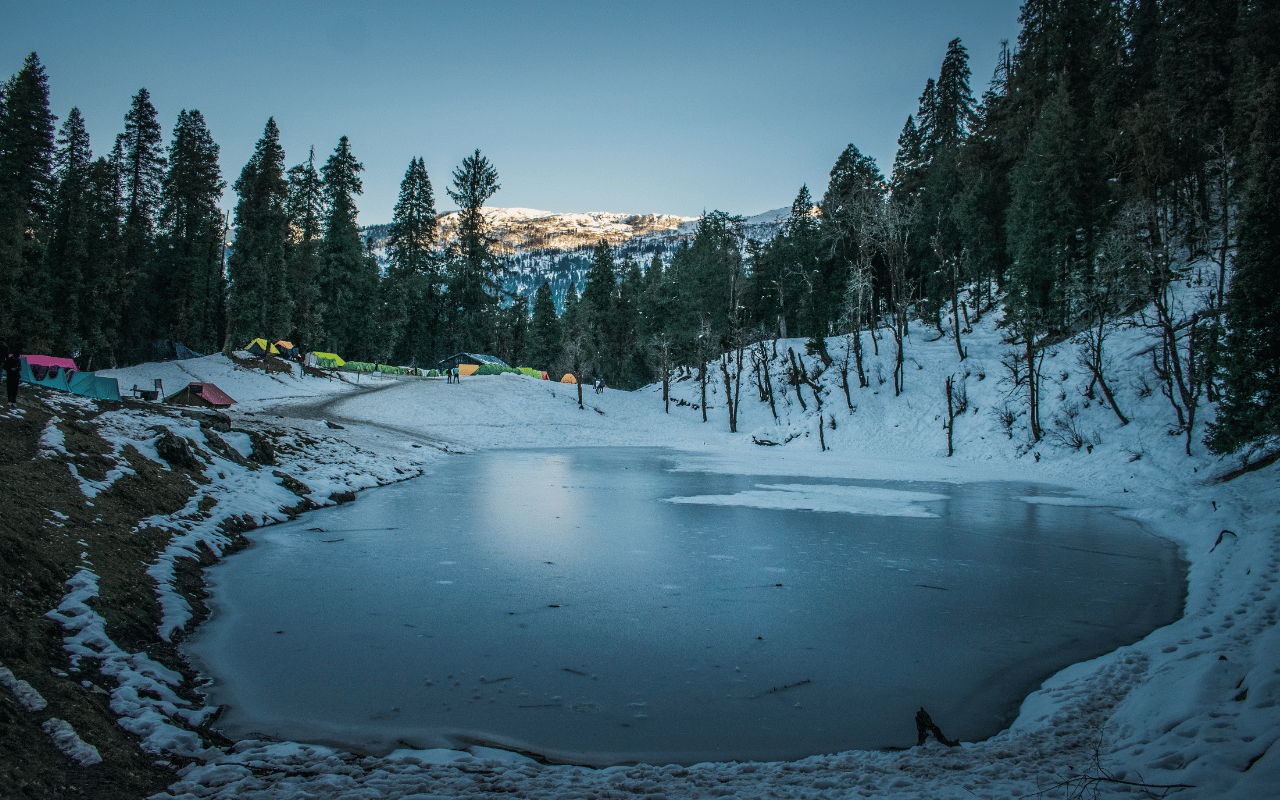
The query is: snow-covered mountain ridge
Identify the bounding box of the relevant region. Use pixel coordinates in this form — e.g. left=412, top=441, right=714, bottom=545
left=364, top=206, right=787, bottom=255
left=361, top=207, right=791, bottom=308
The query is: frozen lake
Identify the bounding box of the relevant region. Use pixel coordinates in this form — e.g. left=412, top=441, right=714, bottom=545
left=186, top=447, right=1184, bottom=766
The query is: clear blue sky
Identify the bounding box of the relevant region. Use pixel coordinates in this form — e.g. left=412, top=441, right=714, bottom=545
left=5, top=1, right=1023, bottom=222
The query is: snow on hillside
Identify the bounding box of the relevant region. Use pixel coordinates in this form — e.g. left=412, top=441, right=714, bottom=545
left=62, top=287, right=1267, bottom=798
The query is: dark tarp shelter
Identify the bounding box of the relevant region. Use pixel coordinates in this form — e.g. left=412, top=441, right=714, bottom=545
left=435, top=353, right=510, bottom=372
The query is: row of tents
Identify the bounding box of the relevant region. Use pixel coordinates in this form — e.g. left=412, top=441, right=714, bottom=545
left=243, top=342, right=584, bottom=385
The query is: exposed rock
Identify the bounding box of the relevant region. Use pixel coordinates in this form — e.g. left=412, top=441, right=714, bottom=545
left=329, top=490, right=356, bottom=505
left=152, top=427, right=203, bottom=472
left=203, top=429, right=250, bottom=467
left=247, top=431, right=276, bottom=466
left=272, top=470, right=312, bottom=499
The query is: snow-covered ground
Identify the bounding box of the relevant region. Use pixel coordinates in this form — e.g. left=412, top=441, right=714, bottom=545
left=49, top=304, right=1280, bottom=797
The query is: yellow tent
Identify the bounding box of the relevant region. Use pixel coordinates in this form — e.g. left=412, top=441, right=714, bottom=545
left=458, top=363, right=480, bottom=376
left=560, top=373, right=577, bottom=384
left=245, top=338, right=272, bottom=355
left=312, top=351, right=345, bottom=367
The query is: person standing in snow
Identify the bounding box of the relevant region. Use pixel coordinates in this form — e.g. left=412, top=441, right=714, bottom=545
left=3, top=346, right=20, bottom=406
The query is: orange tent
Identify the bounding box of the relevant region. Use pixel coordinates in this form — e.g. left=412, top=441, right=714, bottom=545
left=560, top=373, right=577, bottom=384
left=458, top=363, right=480, bottom=376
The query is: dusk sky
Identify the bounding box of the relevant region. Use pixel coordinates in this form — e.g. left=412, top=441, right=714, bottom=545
left=5, top=1, right=1024, bottom=222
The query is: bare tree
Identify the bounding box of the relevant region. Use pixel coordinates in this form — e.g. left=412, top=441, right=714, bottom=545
left=931, top=225, right=968, bottom=361
left=1072, top=218, right=1142, bottom=426
left=695, top=317, right=715, bottom=423
left=870, top=197, right=914, bottom=396
left=837, top=230, right=874, bottom=402
left=751, top=333, right=778, bottom=420
left=1126, top=200, right=1206, bottom=454
left=719, top=327, right=747, bottom=433
left=650, top=331, right=673, bottom=414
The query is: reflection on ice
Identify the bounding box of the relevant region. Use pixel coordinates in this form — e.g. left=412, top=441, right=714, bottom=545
left=667, top=483, right=949, bottom=517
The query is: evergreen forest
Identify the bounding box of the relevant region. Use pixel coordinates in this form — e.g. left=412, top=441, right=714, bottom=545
left=1, top=0, right=1277, bottom=455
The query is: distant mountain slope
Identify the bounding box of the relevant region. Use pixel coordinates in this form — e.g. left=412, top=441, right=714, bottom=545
left=361, top=207, right=789, bottom=310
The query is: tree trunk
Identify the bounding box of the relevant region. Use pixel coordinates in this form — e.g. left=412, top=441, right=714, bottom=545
left=699, top=362, right=708, bottom=423
left=720, top=355, right=736, bottom=433
left=1026, top=337, right=1041, bottom=442
left=945, top=375, right=954, bottom=457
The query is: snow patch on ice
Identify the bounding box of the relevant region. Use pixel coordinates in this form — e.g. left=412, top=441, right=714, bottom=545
left=1017, top=495, right=1110, bottom=506
left=667, top=483, right=948, bottom=517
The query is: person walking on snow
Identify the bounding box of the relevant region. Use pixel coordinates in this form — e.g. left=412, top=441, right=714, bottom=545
left=3, top=345, right=20, bottom=406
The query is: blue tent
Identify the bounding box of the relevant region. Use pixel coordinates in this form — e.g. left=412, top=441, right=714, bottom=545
left=20, top=358, right=122, bottom=402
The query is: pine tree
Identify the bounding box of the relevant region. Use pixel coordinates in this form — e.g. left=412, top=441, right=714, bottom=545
left=890, top=116, right=924, bottom=199
left=1207, top=69, right=1280, bottom=454
left=952, top=40, right=1015, bottom=302
left=773, top=186, right=827, bottom=337
left=616, top=256, right=649, bottom=388
left=387, top=157, right=438, bottom=274
left=528, top=280, right=561, bottom=372
left=581, top=239, right=617, bottom=381
left=1006, top=84, right=1091, bottom=441
left=226, top=118, right=290, bottom=349
left=931, top=39, right=975, bottom=155
left=319, top=135, right=376, bottom=358
left=820, top=143, right=885, bottom=385
left=385, top=156, right=440, bottom=364
left=285, top=147, right=325, bottom=347
left=444, top=149, right=503, bottom=351
left=45, top=108, right=93, bottom=356
left=115, top=88, right=167, bottom=359
left=149, top=109, right=224, bottom=353
left=0, top=52, right=57, bottom=349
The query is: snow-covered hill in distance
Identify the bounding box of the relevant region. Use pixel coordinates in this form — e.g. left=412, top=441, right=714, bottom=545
left=361, top=207, right=790, bottom=310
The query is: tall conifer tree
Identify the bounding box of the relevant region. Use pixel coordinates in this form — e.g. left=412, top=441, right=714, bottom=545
left=45, top=108, right=93, bottom=355
left=445, top=149, right=502, bottom=350
left=385, top=156, right=440, bottom=363
left=1207, top=70, right=1280, bottom=453
left=319, top=135, right=376, bottom=357
left=285, top=147, right=325, bottom=346
left=0, top=52, right=57, bottom=349
left=226, top=118, right=289, bottom=348
left=149, top=109, right=224, bottom=353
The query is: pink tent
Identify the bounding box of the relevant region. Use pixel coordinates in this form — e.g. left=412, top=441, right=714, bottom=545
left=23, top=355, right=76, bottom=372
left=163, top=381, right=236, bottom=408
left=192, top=383, right=236, bottom=407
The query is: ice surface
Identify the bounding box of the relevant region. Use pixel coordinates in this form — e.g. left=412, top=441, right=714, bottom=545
left=186, top=448, right=1182, bottom=767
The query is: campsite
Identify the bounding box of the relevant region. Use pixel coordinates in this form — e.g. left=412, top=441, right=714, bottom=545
left=3, top=1, right=1279, bottom=796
